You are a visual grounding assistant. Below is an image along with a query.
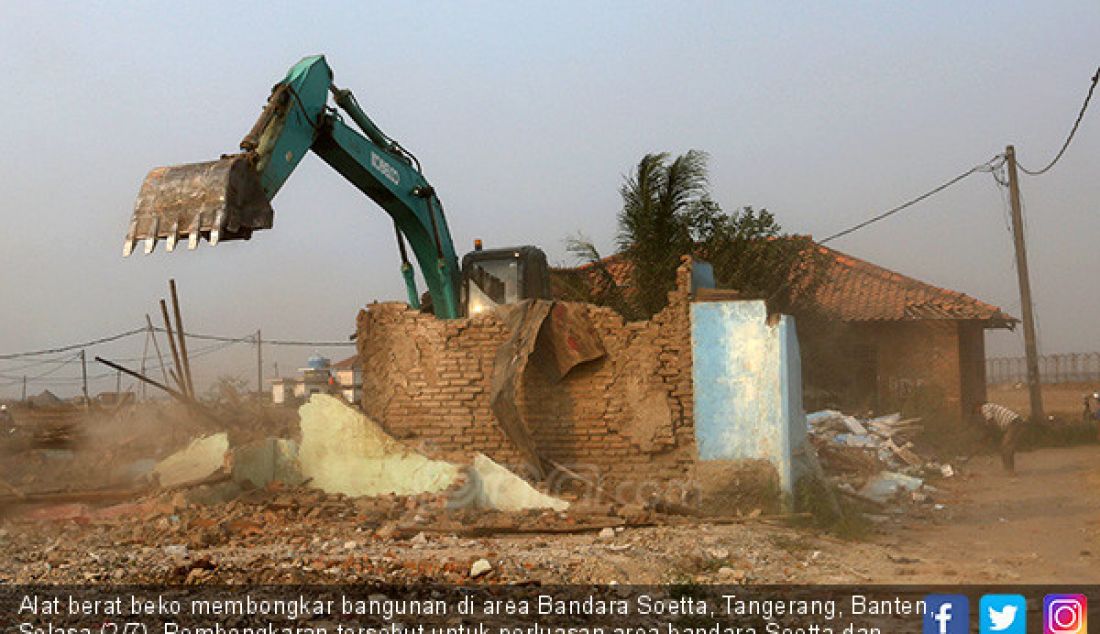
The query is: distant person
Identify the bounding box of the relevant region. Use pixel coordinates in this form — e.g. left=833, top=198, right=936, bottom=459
left=1083, top=392, right=1100, bottom=421
left=973, top=402, right=1026, bottom=474
left=1084, top=392, right=1100, bottom=440
left=0, top=405, right=12, bottom=433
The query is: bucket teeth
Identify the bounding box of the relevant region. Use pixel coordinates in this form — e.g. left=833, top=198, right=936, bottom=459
left=210, top=209, right=227, bottom=246
left=122, top=154, right=273, bottom=258
left=123, top=217, right=139, bottom=257
left=187, top=216, right=201, bottom=250
left=166, top=221, right=180, bottom=252
left=143, top=217, right=160, bottom=254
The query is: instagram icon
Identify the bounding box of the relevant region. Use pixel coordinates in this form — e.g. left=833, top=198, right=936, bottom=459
left=1045, top=594, right=1088, bottom=634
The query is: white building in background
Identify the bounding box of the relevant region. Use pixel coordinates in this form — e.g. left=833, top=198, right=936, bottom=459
left=270, top=354, right=361, bottom=406
left=330, top=355, right=362, bottom=404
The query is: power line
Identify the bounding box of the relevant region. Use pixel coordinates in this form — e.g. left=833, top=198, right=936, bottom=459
left=819, top=154, right=1005, bottom=244
left=0, top=328, right=146, bottom=360
left=149, top=327, right=354, bottom=347
left=5, top=338, right=246, bottom=387
left=0, top=325, right=354, bottom=361
left=1017, top=66, right=1099, bottom=176
left=0, top=355, right=82, bottom=373
left=0, top=353, right=80, bottom=386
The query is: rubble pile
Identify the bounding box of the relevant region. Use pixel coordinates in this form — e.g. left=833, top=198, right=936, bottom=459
left=0, top=472, right=909, bottom=585
left=807, top=410, right=952, bottom=508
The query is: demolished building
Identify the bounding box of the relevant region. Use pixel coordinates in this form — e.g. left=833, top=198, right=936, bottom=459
left=355, top=258, right=809, bottom=511
left=557, top=244, right=1016, bottom=420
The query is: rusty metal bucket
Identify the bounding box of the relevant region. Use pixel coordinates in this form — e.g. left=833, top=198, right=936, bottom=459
left=123, top=154, right=273, bottom=256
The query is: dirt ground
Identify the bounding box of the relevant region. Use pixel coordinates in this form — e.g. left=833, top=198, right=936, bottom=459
left=860, top=443, right=1100, bottom=583
left=1, top=442, right=1096, bottom=585
left=988, top=381, right=1096, bottom=417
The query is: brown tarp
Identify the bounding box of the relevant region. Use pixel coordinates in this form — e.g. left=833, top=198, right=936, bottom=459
left=543, top=302, right=606, bottom=381
left=489, top=300, right=606, bottom=479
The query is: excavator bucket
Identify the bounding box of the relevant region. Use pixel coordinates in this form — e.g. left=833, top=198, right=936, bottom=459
left=123, top=155, right=274, bottom=256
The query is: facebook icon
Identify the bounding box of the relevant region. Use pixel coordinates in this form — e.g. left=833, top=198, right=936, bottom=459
left=925, top=595, right=970, bottom=634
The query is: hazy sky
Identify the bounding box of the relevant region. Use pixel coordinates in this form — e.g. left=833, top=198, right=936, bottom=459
left=1, top=1, right=1097, bottom=399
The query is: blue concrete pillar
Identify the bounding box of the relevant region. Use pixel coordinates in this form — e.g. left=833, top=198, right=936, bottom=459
left=691, top=301, right=807, bottom=495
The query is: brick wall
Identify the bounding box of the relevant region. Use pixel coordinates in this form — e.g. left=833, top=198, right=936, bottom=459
left=356, top=261, right=699, bottom=496
left=957, top=321, right=988, bottom=416
left=855, top=320, right=966, bottom=418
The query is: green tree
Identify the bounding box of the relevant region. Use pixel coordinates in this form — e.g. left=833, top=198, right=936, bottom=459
left=617, top=151, right=713, bottom=317
left=562, top=149, right=849, bottom=405
left=567, top=150, right=826, bottom=319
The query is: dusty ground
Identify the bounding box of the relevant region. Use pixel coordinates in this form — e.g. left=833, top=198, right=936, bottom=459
left=860, top=443, right=1099, bottom=583
left=1, top=443, right=1096, bottom=585
left=988, top=381, right=1096, bottom=417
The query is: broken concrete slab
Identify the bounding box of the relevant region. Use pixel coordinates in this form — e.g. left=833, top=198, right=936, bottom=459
left=113, top=458, right=157, bottom=484
left=231, top=437, right=303, bottom=489
left=449, top=453, right=569, bottom=512
left=153, top=433, right=229, bottom=488
left=298, top=394, right=458, bottom=497
left=858, top=470, right=924, bottom=504
left=183, top=480, right=243, bottom=506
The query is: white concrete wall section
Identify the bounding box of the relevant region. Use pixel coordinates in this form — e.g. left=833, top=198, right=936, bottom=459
left=691, top=300, right=806, bottom=494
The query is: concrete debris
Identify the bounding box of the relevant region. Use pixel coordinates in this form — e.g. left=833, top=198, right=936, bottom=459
left=597, top=527, right=616, bottom=540
left=833, top=433, right=879, bottom=448
left=451, top=453, right=569, bottom=512
left=469, top=558, right=492, bottom=578
left=884, top=438, right=923, bottom=467
left=181, top=480, right=242, bottom=506
left=858, top=471, right=925, bottom=504
left=940, top=464, right=955, bottom=478
left=297, top=395, right=459, bottom=497
left=808, top=409, right=949, bottom=512
left=163, top=544, right=189, bottom=559
left=717, top=566, right=748, bottom=582
left=153, top=433, right=229, bottom=488
left=114, top=458, right=157, bottom=484
left=230, top=437, right=303, bottom=489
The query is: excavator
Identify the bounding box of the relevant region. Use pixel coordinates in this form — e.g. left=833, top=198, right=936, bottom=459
left=123, top=55, right=551, bottom=319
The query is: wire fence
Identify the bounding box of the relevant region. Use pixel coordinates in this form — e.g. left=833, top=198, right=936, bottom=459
left=987, top=352, right=1100, bottom=385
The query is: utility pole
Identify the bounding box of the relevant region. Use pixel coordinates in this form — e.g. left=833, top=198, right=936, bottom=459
left=139, top=326, right=150, bottom=401
left=80, top=349, right=89, bottom=406
left=256, top=329, right=263, bottom=400
left=1005, top=145, right=1044, bottom=422
left=145, top=314, right=170, bottom=386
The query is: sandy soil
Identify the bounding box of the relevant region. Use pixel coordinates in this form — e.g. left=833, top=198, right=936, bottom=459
left=2, top=443, right=1096, bottom=585
left=863, top=443, right=1100, bottom=583
left=988, top=382, right=1096, bottom=417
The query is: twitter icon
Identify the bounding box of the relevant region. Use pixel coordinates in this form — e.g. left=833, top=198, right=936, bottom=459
left=981, top=594, right=1027, bottom=634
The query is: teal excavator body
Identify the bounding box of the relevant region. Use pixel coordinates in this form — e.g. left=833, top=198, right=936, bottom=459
left=125, top=55, right=541, bottom=320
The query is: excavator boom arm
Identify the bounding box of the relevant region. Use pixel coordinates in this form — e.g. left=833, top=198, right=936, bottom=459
left=124, top=55, right=463, bottom=319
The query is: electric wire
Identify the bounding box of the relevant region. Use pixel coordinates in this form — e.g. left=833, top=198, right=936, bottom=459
left=1017, top=66, right=1099, bottom=176
left=818, top=154, right=1006, bottom=244
left=149, top=327, right=352, bottom=347
left=0, top=326, right=352, bottom=361
left=0, top=328, right=146, bottom=360
left=5, top=338, right=245, bottom=387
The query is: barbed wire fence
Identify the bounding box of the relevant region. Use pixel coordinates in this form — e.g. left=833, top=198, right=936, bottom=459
left=987, top=352, right=1100, bottom=385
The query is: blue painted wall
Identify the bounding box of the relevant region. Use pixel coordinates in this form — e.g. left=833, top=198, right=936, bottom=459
left=691, top=300, right=807, bottom=495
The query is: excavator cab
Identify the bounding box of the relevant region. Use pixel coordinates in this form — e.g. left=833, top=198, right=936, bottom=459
left=461, top=244, right=551, bottom=316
